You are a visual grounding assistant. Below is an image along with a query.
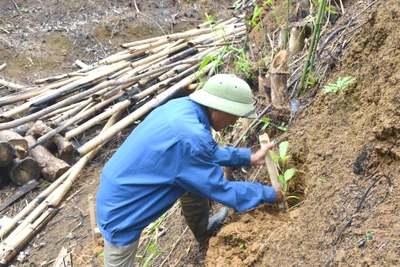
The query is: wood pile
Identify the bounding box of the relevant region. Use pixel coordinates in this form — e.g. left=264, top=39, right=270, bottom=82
left=0, top=16, right=247, bottom=265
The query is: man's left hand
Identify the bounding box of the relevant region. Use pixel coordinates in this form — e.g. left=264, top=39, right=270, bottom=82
left=250, top=142, right=274, bottom=166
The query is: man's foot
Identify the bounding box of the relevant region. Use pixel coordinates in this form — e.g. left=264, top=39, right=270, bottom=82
left=197, top=207, right=229, bottom=243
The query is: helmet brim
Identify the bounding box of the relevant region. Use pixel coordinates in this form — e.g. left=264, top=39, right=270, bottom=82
left=190, top=89, right=257, bottom=119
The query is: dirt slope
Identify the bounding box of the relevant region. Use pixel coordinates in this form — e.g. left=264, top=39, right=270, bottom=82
left=0, top=0, right=399, bottom=267
left=206, top=1, right=400, bottom=266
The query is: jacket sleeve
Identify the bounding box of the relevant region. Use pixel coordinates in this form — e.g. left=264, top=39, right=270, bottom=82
left=175, top=139, right=276, bottom=212
left=212, top=144, right=251, bottom=166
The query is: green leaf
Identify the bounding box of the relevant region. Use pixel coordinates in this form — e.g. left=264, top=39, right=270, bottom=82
left=261, top=122, right=270, bottom=131
left=269, top=151, right=280, bottom=164
left=261, top=117, right=272, bottom=123
left=147, top=243, right=156, bottom=252
left=284, top=168, right=296, bottom=181
left=277, top=174, right=285, bottom=187
left=98, top=251, right=104, bottom=257
left=366, top=231, right=373, bottom=240
left=279, top=141, right=289, bottom=160
left=143, top=254, right=155, bottom=267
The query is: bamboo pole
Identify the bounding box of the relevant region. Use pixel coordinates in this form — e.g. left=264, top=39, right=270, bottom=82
left=0, top=112, right=123, bottom=264
left=50, top=98, right=92, bottom=126
left=0, top=208, right=59, bottom=266
left=0, top=63, right=6, bottom=72
left=38, top=102, right=81, bottom=121
left=78, top=61, right=217, bottom=155
left=74, top=59, right=88, bottom=69
left=259, top=133, right=285, bottom=210
left=0, top=168, right=72, bottom=239
left=64, top=99, right=131, bottom=140
left=0, top=79, right=26, bottom=90
left=121, top=27, right=216, bottom=48
left=0, top=61, right=132, bottom=130
left=188, top=24, right=246, bottom=46
left=33, top=92, right=124, bottom=148
left=0, top=76, right=83, bottom=108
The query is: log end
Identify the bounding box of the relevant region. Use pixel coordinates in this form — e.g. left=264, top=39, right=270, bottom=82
left=8, top=157, right=41, bottom=185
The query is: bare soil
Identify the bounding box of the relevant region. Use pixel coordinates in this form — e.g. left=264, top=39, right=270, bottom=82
left=0, top=0, right=399, bottom=267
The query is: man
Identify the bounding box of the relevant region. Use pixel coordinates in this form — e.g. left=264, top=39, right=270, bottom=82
left=96, top=73, right=283, bottom=267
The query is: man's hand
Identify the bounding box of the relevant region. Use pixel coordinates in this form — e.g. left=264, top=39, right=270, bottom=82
left=274, top=185, right=284, bottom=204
left=250, top=141, right=274, bottom=166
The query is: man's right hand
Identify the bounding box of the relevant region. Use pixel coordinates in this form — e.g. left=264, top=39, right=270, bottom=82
left=274, top=185, right=284, bottom=204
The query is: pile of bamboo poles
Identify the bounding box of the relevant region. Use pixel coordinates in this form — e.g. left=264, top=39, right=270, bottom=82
left=0, top=16, right=247, bottom=265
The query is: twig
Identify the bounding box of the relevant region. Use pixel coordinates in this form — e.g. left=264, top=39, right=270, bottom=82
left=354, top=0, right=380, bottom=20
left=326, top=173, right=392, bottom=266
left=11, top=0, right=21, bottom=15
left=133, top=0, right=140, bottom=12
left=159, top=227, right=188, bottom=267
left=232, top=105, right=272, bottom=147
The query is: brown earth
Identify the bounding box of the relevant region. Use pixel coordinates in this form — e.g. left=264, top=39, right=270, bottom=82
left=0, top=0, right=399, bottom=267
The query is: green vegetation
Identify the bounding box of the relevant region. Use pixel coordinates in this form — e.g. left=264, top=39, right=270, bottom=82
left=269, top=141, right=297, bottom=199
left=323, top=76, right=356, bottom=93
left=260, top=117, right=287, bottom=132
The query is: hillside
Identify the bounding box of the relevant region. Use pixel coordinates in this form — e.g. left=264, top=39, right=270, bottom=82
left=0, top=0, right=399, bottom=266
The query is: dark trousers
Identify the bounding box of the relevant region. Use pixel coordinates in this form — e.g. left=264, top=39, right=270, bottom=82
left=180, top=191, right=210, bottom=242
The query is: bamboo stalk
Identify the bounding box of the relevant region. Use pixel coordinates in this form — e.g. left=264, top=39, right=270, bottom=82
left=74, top=59, right=88, bottom=69
left=0, top=208, right=59, bottom=266
left=121, top=27, right=216, bottom=48
left=64, top=99, right=131, bottom=140
left=98, top=49, right=146, bottom=65
left=34, top=92, right=124, bottom=146
left=50, top=98, right=92, bottom=126
left=88, top=194, right=98, bottom=244
left=149, top=39, right=185, bottom=55
left=0, top=113, right=123, bottom=263
left=0, top=63, right=6, bottom=72
left=78, top=61, right=217, bottom=155
left=0, top=79, right=26, bottom=90
left=297, top=0, right=327, bottom=95
left=0, top=168, right=72, bottom=239
left=38, top=102, right=81, bottom=121
left=0, top=61, right=132, bottom=130
left=188, top=24, right=246, bottom=46
left=259, top=133, right=285, bottom=210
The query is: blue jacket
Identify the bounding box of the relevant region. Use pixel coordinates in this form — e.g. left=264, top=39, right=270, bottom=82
left=96, top=97, right=276, bottom=246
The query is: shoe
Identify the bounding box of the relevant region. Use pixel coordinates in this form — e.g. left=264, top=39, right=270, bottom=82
left=197, top=206, right=229, bottom=243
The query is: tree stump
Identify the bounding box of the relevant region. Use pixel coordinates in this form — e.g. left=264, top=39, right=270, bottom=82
left=269, top=50, right=289, bottom=108
left=25, top=135, right=70, bottom=181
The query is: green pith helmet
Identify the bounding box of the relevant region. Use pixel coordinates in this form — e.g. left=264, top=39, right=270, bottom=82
left=189, top=74, right=257, bottom=119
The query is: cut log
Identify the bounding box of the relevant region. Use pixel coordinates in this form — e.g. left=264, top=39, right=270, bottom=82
left=25, top=135, right=70, bottom=181
left=0, top=130, right=28, bottom=152
left=27, top=120, right=74, bottom=165
left=8, top=157, right=41, bottom=185
left=0, top=142, right=15, bottom=167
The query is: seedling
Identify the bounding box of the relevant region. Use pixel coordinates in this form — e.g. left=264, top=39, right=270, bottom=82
left=260, top=117, right=287, bottom=132
left=323, top=76, right=356, bottom=93
left=269, top=141, right=297, bottom=199
left=366, top=230, right=373, bottom=240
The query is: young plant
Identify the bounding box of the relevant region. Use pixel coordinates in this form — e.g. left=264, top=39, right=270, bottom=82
left=323, top=76, right=356, bottom=93
left=260, top=117, right=287, bottom=132
left=269, top=141, right=297, bottom=199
